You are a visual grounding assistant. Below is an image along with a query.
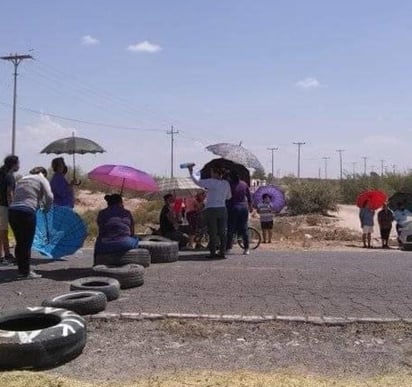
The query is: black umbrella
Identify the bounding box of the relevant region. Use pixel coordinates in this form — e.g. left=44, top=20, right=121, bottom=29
left=388, top=192, right=412, bottom=212
left=41, top=132, right=105, bottom=183
left=200, top=158, right=251, bottom=186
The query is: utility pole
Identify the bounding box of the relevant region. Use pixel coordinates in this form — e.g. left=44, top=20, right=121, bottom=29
left=166, top=126, right=179, bottom=178
left=293, top=142, right=305, bottom=179
left=0, top=53, right=33, bottom=155
left=380, top=159, right=385, bottom=176
left=336, top=149, right=344, bottom=180
left=392, top=164, right=396, bottom=174
left=362, top=156, right=368, bottom=175
left=322, top=157, right=330, bottom=179
left=267, top=147, right=278, bottom=180
left=351, top=162, right=357, bottom=177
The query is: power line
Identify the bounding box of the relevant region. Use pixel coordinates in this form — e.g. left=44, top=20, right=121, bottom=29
left=0, top=53, right=33, bottom=154
left=0, top=101, right=165, bottom=132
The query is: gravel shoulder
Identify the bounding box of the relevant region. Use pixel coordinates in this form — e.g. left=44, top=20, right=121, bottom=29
left=47, top=319, right=412, bottom=383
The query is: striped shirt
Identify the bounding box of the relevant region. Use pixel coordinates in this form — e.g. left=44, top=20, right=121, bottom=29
left=257, top=202, right=274, bottom=222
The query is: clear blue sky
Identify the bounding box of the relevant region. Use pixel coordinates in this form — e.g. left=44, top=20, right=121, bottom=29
left=1, top=0, right=412, bottom=178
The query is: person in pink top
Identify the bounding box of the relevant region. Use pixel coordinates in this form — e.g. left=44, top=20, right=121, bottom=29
left=186, top=191, right=206, bottom=249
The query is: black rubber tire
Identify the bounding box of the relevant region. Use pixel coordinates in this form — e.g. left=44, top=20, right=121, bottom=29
left=0, top=307, right=86, bottom=370
left=237, top=226, right=262, bottom=250
left=138, top=241, right=179, bottom=263
left=41, top=291, right=107, bottom=315
left=69, top=277, right=120, bottom=301
left=93, top=264, right=144, bottom=289
left=94, top=248, right=151, bottom=268
left=140, top=235, right=171, bottom=242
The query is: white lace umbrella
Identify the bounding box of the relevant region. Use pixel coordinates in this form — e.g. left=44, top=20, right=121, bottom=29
left=156, top=177, right=204, bottom=198
left=206, top=143, right=264, bottom=172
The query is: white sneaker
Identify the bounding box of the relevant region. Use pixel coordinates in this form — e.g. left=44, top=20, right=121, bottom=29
left=18, top=271, right=42, bottom=280
left=243, top=249, right=250, bottom=255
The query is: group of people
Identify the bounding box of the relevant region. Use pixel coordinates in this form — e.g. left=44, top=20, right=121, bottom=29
left=359, top=201, right=412, bottom=248
left=0, top=156, right=74, bottom=279
left=157, top=165, right=277, bottom=259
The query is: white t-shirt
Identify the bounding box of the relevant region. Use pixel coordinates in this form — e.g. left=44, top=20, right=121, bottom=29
left=191, top=177, right=231, bottom=208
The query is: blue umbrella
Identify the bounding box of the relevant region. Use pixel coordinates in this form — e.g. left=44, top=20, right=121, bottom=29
left=252, top=185, right=286, bottom=213
left=33, top=206, right=88, bottom=259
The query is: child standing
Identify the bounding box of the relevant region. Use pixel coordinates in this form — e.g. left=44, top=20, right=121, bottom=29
left=257, top=193, right=275, bottom=243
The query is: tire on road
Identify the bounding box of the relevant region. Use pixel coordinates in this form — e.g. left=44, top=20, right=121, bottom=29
left=41, top=291, right=107, bottom=315
left=0, top=306, right=86, bottom=370
left=138, top=241, right=179, bottom=263
left=140, top=235, right=171, bottom=242
left=93, top=264, right=144, bottom=289
left=70, top=277, right=120, bottom=301
left=94, top=248, right=151, bottom=268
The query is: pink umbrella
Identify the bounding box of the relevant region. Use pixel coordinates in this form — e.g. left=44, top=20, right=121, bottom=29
left=88, top=164, right=158, bottom=194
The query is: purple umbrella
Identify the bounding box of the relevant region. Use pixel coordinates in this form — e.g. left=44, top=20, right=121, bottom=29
left=88, top=164, right=158, bottom=194
left=252, top=185, right=286, bottom=213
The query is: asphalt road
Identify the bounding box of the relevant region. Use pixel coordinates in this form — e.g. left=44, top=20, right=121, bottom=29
left=1, top=246, right=412, bottom=319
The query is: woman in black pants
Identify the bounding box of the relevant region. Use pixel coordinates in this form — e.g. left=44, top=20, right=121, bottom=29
left=9, top=167, right=53, bottom=279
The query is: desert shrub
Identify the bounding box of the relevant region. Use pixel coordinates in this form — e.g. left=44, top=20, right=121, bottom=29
left=80, top=209, right=99, bottom=241
left=287, top=180, right=340, bottom=215
left=133, top=199, right=163, bottom=229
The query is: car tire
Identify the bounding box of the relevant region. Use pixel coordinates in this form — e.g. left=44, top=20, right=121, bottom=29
left=138, top=241, right=179, bottom=263
left=41, top=291, right=107, bottom=315
left=0, top=307, right=86, bottom=370
left=94, top=248, right=151, bottom=268
left=93, top=264, right=144, bottom=289
left=70, top=277, right=120, bottom=301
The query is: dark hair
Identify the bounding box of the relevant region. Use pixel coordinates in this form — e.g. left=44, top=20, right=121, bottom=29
left=211, top=167, right=224, bottom=178
left=163, top=193, right=174, bottom=202
left=30, top=166, right=48, bottom=177
left=104, top=193, right=123, bottom=206
left=51, top=157, right=65, bottom=172
left=262, top=193, right=271, bottom=200
left=228, top=170, right=240, bottom=183
left=0, top=155, right=19, bottom=174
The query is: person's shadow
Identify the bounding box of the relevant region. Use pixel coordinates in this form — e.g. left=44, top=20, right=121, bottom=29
left=35, top=268, right=95, bottom=281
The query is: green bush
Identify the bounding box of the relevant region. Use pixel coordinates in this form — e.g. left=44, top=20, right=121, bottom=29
left=287, top=180, right=340, bottom=215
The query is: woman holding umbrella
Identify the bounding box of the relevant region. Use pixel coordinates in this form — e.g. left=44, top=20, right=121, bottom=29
left=94, top=193, right=138, bottom=256
left=50, top=157, right=74, bottom=208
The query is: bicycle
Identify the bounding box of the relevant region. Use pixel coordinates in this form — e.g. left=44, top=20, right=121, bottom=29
left=196, top=225, right=262, bottom=250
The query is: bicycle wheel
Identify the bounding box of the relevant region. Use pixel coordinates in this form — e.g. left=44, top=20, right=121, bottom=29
left=237, top=226, right=262, bottom=250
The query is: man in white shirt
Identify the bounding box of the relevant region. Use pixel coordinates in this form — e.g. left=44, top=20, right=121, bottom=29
left=189, top=165, right=231, bottom=258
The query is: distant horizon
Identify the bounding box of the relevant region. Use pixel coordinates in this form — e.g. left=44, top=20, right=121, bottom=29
left=1, top=1, right=412, bottom=178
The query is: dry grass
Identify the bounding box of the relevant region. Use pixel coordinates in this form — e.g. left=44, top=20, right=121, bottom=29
left=2, top=371, right=412, bottom=387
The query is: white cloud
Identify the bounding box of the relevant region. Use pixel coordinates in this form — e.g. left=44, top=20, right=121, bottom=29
left=295, top=77, right=322, bottom=89
left=81, top=35, right=100, bottom=46
left=127, top=41, right=162, bottom=53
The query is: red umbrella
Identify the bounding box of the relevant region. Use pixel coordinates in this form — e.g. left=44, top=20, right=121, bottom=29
left=356, top=190, right=387, bottom=210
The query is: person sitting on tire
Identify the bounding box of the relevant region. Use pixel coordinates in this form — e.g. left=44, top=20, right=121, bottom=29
left=94, top=194, right=139, bottom=256
left=159, top=194, right=188, bottom=249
